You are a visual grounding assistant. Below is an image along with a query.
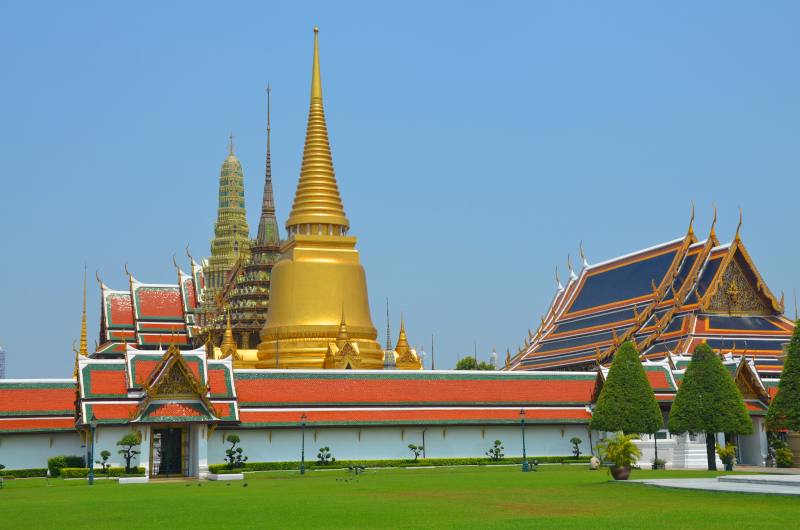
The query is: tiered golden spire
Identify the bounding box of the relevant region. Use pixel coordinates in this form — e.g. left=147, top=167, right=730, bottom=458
left=220, top=310, right=237, bottom=358
left=395, top=313, right=410, bottom=353
left=285, top=28, right=349, bottom=234
left=336, top=305, right=350, bottom=348
left=79, top=264, right=88, bottom=356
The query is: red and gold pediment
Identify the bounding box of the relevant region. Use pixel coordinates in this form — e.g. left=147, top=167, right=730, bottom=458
left=131, top=340, right=216, bottom=421
left=700, top=240, right=783, bottom=315
left=733, top=355, right=770, bottom=401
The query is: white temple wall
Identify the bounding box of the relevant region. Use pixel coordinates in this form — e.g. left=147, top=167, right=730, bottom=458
left=737, top=417, right=767, bottom=466
left=88, top=426, right=146, bottom=470
left=0, top=432, right=84, bottom=470
left=207, top=425, right=589, bottom=466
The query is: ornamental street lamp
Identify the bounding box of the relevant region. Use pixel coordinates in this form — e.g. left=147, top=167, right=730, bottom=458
left=520, top=409, right=528, bottom=472
left=89, top=414, right=98, bottom=485
left=300, top=413, right=307, bottom=475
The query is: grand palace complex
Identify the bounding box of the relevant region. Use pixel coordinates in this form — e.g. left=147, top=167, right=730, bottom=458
left=0, top=30, right=795, bottom=477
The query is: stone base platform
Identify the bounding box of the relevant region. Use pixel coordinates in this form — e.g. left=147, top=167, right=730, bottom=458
left=628, top=474, right=800, bottom=496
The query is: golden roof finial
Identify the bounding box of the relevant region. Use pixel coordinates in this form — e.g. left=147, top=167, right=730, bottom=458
left=567, top=253, right=572, bottom=272
left=79, top=263, right=89, bottom=356
left=710, top=203, right=717, bottom=240
left=735, top=206, right=742, bottom=241
left=228, top=133, right=236, bottom=156
left=688, top=201, right=695, bottom=236
left=285, top=27, right=349, bottom=232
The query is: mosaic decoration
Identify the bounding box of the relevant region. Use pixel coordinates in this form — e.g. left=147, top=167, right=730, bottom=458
left=706, top=260, right=768, bottom=315
left=154, top=364, right=197, bottom=399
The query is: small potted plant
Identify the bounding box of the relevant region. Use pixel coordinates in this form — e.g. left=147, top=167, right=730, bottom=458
left=715, top=442, right=737, bottom=471
left=593, top=431, right=642, bottom=481
left=650, top=457, right=666, bottom=470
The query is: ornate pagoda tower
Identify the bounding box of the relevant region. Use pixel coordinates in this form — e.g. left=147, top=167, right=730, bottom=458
left=196, top=137, right=251, bottom=331
left=256, top=28, right=384, bottom=369
left=220, top=86, right=283, bottom=351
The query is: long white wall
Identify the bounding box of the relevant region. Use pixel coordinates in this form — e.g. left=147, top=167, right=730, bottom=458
left=207, top=425, right=593, bottom=465
left=0, top=432, right=84, bottom=470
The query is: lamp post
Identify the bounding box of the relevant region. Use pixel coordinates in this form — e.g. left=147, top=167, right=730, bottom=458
left=520, top=409, right=528, bottom=472
left=300, top=413, right=307, bottom=475
left=89, top=414, right=98, bottom=485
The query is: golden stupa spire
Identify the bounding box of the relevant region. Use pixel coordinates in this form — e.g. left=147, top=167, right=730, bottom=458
left=336, top=304, right=350, bottom=348
left=395, top=313, right=410, bottom=352
left=285, top=27, right=349, bottom=235
left=228, top=133, right=236, bottom=157
left=79, top=263, right=89, bottom=356
left=220, top=310, right=237, bottom=358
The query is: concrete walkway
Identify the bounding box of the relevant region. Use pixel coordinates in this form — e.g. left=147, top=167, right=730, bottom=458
left=628, top=474, right=800, bottom=496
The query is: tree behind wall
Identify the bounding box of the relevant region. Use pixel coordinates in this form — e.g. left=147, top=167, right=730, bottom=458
left=455, top=357, right=494, bottom=370
left=668, top=342, right=754, bottom=470
left=766, top=320, right=800, bottom=432
left=589, top=341, right=663, bottom=435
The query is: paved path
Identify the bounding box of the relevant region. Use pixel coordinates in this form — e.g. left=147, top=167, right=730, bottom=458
left=628, top=474, right=800, bottom=496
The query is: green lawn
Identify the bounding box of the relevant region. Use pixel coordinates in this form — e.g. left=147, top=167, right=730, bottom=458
left=2, top=465, right=798, bottom=528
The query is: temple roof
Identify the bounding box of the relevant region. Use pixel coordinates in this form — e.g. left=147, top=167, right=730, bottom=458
left=0, top=380, right=77, bottom=434
left=511, top=214, right=791, bottom=375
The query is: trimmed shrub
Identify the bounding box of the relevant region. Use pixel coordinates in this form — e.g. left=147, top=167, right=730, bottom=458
left=117, top=434, right=142, bottom=474
left=0, top=468, right=48, bottom=478
left=590, top=341, right=663, bottom=435
left=48, top=456, right=85, bottom=477
left=108, top=467, right=146, bottom=477
left=61, top=468, right=90, bottom=478
left=767, top=320, right=800, bottom=431
left=669, top=342, right=754, bottom=470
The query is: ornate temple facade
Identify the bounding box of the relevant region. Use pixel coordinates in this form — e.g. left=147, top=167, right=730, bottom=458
left=504, top=209, right=794, bottom=467
left=0, top=31, right=791, bottom=478
left=508, top=211, right=791, bottom=373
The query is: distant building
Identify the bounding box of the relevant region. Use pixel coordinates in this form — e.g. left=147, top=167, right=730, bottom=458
left=489, top=348, right=499, bottom=370
left=0, top=341, right=5, bottom=379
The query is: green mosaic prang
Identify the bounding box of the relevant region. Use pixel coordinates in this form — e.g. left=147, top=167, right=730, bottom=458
left=208, top=364, right=234, bottom=398
left=81, top=364, right=128, bottom=398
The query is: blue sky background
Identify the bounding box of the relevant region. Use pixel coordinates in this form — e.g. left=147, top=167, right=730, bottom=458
left=1, top=2, right=798, bottom=378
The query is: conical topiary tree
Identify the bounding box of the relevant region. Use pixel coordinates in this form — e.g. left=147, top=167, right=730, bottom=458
left=668, top=342, right=754, bottom=470
left=766, top=319, right=800, bottom=432
left=590, top=341, right=663, bottom=435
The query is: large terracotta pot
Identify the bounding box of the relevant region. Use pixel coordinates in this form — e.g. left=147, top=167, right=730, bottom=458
left=609, top=466, right=631, bottom=480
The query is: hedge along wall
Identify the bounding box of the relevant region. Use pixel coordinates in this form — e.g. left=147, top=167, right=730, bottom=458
left=48, top=456, right=85, bottom=477
left=0, top=468, right=48, bottom=478
left=60, top=467, right=147, bottom=478
left=207, top=456, right=591, bottom=473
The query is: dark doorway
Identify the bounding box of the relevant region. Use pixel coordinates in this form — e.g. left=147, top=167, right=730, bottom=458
left=151, top=426, right=184, bottom=477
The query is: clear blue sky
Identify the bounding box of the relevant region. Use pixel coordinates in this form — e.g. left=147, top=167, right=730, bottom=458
left=1, top=2, right=798, bottom=378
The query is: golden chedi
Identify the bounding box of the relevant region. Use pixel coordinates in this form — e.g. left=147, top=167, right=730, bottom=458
left=256, top=28, right=384, bottom=369
left=394, top=314, right=422, bottom=370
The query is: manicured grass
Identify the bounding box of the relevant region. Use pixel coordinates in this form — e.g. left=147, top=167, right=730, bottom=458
left=2, top=465, right=798, bottom=528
